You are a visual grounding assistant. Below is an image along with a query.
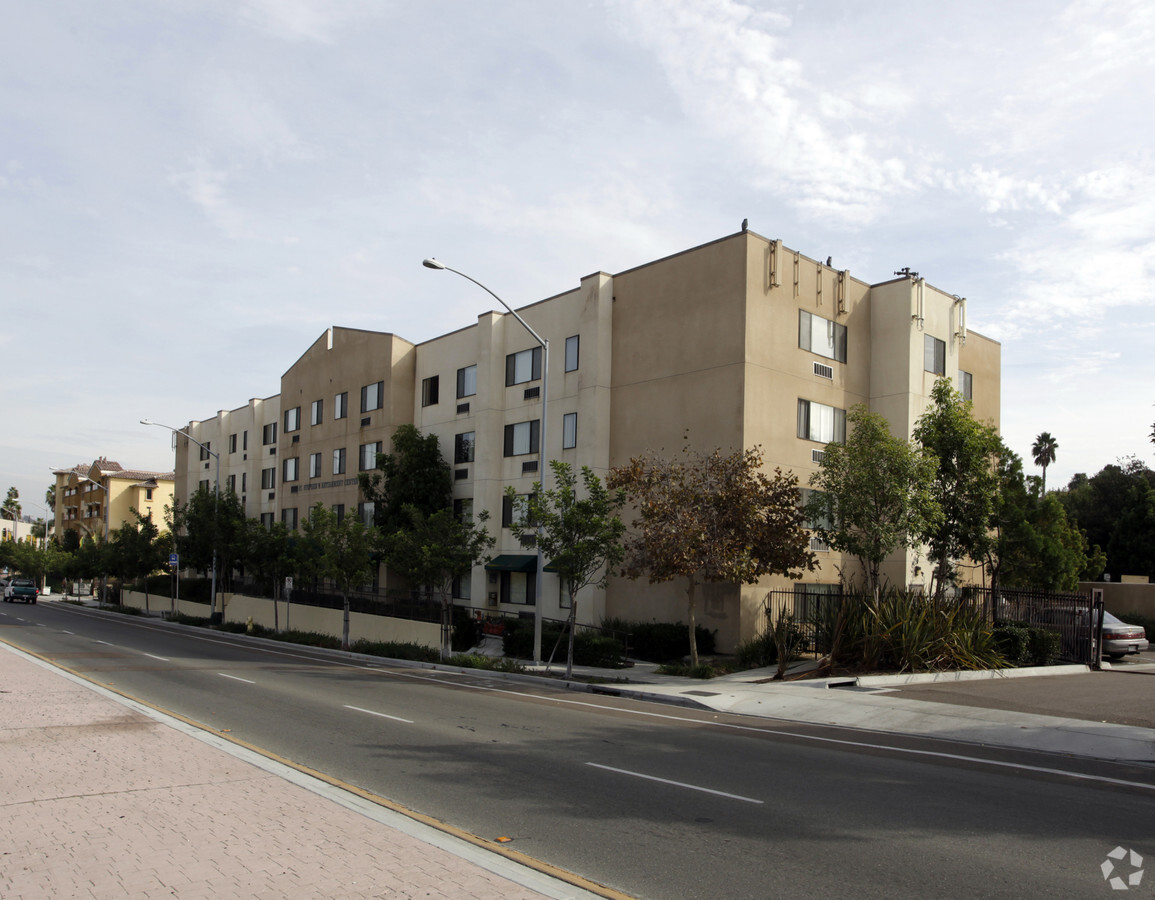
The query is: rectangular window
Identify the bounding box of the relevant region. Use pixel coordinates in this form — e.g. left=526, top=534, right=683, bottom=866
left=959, top=370, right=973, bottom=401
left=311, top=399, right=323, bottom=426
left=361, top=381, right=384, bottom=413
left=797, top=399, right=847, bottom=444
left=263, top=423, right=277, bottom=445
left=335, top=392, right=348, bottom=419
left=228, top=433, right=238, bottom=454
left=502, top=492, right=536, bottom=528
left=260, top=512, right=274, bottom=529
left=261, top=467, right=276, bottom=490
left=452, top=572, right=472, bottom=601
left=146, top=488, right=154, bottom=501
left=799, top=310, right=847, bottom=364
left=503, top=420, right=540, bottom=457
left=282, top=507, right=298, bottom=531
left=331, top=504, right=345, bottom=525
left=421, top=375, right=440, bottom=407
left=360, top=441, right=382, bottom=471
left=241, top=472, right=247, bottom=493
left=243, top=430, right=248, bottom=452
left=456, top=365, right=477, bottom=399
left=565, top=335, right=579, bottom=372
left=226, top=475, right=236, bottom=493
left=453, top=497, right=474, bottom=523
left=505, top=346, right=542, bottom=386
left=924, top=335, right=946, bottom=375
left=333, top=447, right=347, bottom=475
left=283, top=458, right=299, bottom=482
left=562, top=412, right=577, bottom=449
left=454, top=431, right=475, bottom=464
left=309, top=452, right=322, bottom=478
left=358, top=501, right=375, bottom=527
left=198, top=481, right=208, bottom=495
left=199, top=442, right=211, bottom=461
left=500, top=571, right=536, bottom=606
left=284, top=407, right=301, bottom=433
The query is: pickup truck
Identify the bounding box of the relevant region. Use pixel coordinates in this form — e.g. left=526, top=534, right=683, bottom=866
left=3, top=578, right=38, bottom=604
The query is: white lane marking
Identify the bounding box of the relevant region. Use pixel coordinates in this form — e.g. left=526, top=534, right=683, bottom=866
left=94, top=640, right=110, bottom=645
left=143, top=653, right=169, bottom=661
left=587, top=762, right=764, bottom=804
left=219, top=673, right=256, bottom=684
left=61, top=630, right=73, bottom=634
left=345, top=704, right=414, bottom=724
left=49, top=605, right=1155, bottom=793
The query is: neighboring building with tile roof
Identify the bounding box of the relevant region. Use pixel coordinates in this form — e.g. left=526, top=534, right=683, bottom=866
left=51, top=458, right=175, bottom=542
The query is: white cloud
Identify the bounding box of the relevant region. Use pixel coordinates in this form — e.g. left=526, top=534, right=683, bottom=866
left=235, top=0, right=387, bottom=44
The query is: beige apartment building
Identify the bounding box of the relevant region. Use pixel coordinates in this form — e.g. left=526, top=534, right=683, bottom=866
left=52, top=459, right=175, bottom=543
left=176, top=229, right=1000, bottom=650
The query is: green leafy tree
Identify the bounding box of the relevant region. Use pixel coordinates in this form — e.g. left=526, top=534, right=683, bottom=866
left=507, top=462, right=626, bottom=677
left=1057, top=458, right=1155, bottom=580
left=987, top=449, right=1093, bottom=591
left=108, top=510, right=168, bottom=611
left=301, top=503, right=381, bottom=650
left=2, top=487, right=20, bottom=520
left=385, top=505, right=495, bottom=659
left=359, top=424, right=453, bottom=535
left=609, top=444, right=815, bottom=667
left=807, top=405, right=940, bottom=598
left=166, top=487, right=248, bottom=593
left=913, top=379, right=1003, bottom=600
left=1031, top=432, right=1059, bottom=493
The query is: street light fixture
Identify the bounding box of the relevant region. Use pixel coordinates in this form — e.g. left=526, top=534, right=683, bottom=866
left=141, top=419, right=221, bottom=620
left=422, top=258, right=549, bottom=665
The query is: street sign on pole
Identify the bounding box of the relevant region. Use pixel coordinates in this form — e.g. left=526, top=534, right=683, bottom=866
left=169, top=553, right=179, bottom=567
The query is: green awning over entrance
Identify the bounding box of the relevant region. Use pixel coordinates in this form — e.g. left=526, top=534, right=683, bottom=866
left=485, top=554, right=538, bottom=573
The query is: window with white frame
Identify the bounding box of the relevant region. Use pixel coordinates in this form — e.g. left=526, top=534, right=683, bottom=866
left=283, top=458, right=299, bottom=482
left=284, top=407, right=301, bottom=433
left=361, top=381, right=383, bottom=413
left=799, top=310, right=847, bottom=363
left=311, top=399, right=323, bottom=426
left=503, top=420, right=540, bottom=456
left=333, top=447, right=347, bottom=475
left=334, top=391, right=348, bottom=419
left=505, top=347, right=542, bottom=386
left=797, top=399, right=847, bottom=443
left=924, top=335, right=945, bottom=375
left=309, top=452, right=322, bottom=478
left=562, top=412, right=577, bottom=449
left=456, top=365, right=477, bottom=398
left=564, top=335, right=579, bottom=372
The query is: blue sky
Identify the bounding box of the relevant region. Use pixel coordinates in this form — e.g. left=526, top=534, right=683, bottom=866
left=3, top=0, right=1154, bottom=521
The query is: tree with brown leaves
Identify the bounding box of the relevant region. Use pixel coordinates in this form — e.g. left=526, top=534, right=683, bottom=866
left=608, top=445, right=815, bottom=666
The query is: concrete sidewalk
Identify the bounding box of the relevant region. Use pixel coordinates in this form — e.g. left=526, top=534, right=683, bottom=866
left=0, top=643, right=609, bottom=900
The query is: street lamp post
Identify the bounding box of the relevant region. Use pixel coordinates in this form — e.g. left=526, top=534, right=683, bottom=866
left=142, top=419, right=220, bottom=620
left=422, top=258, right=549, bottom=665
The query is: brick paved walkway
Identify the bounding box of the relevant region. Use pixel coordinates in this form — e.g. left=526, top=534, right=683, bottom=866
left=0, top=645, right=597, bottom=899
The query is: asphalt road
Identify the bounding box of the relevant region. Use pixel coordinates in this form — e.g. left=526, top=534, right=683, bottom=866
left=4, top=601, right=1155, bottom=899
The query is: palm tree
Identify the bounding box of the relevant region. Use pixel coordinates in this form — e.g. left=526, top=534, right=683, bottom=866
left=1031, top=432, right=1058, bottom=493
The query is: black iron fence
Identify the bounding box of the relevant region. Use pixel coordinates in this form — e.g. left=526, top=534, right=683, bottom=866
left=762, top=585, right=1101, bottom=665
